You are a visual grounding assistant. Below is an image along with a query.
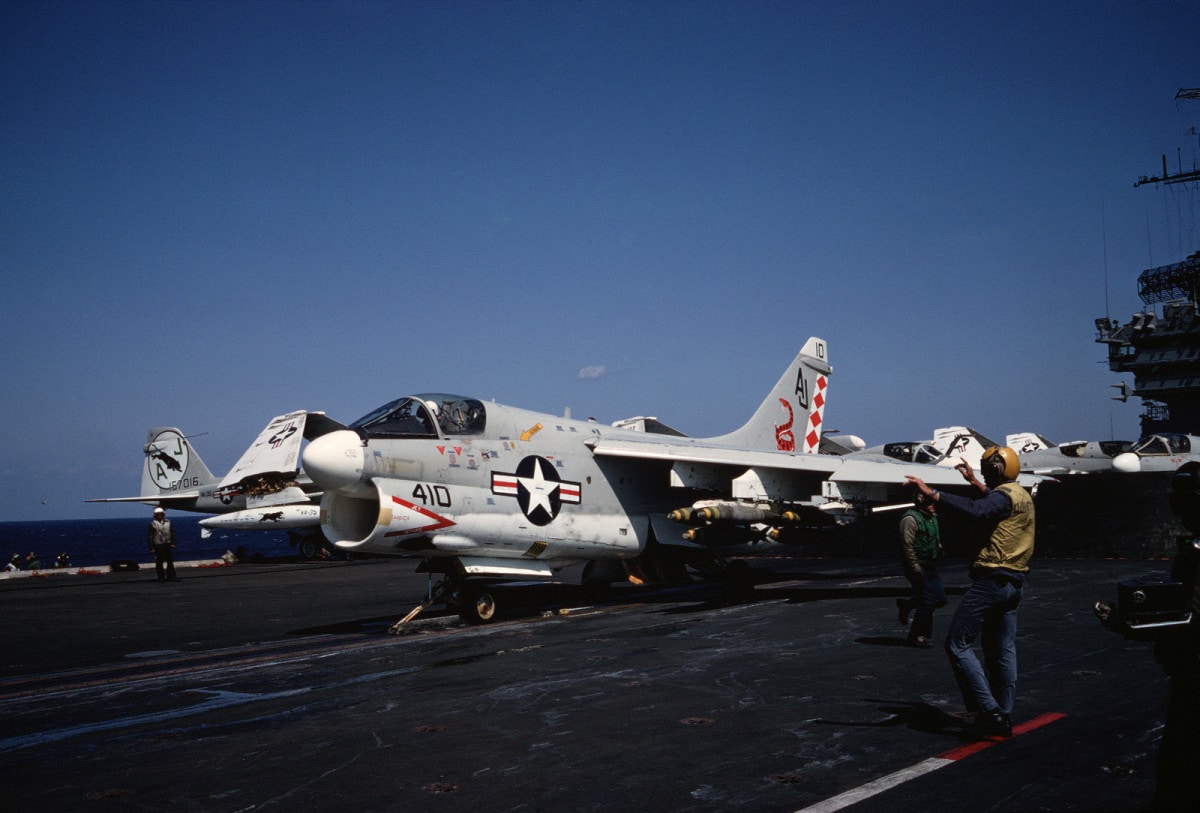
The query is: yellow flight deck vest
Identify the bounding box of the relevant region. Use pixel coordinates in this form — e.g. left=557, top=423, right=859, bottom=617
left=973, top=481, right=1035, bottom=573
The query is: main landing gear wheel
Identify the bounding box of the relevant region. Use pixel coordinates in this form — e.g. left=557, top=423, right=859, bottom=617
left=459, top=590, right=498, bottom=624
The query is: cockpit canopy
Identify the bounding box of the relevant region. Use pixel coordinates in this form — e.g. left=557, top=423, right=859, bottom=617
left=1131, top=433, right=1192, bottom=456
left=350, top=394, right=486, bottom=439
left=882, top=442, right=945, bottom=465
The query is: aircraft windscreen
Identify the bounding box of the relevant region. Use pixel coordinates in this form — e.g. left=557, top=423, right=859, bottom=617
left=1131, top=434, right=1191, bottom=456
left=351, top=397, right=438, bottom=438
left=913, top=444, right=944, bottom=465
left=350, top=394, right=486, bottom=439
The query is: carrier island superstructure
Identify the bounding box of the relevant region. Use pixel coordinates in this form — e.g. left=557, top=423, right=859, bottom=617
left=1095, top=88, right=1200, bottom=436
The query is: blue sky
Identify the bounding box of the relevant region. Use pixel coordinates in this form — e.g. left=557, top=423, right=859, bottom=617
left=2, top=1, right=1198, bottom=520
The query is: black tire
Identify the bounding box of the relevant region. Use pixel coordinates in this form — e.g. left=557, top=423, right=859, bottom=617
left=297, top=537, right=320, bottom=560
left=459, top=591, right=498, bottom=624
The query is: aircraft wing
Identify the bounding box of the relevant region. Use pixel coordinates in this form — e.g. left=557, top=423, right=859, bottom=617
left=586, top=434, right=984, bottom=506
left=218, top=410, right=310, bottom=490
left=586, top=434, right=971, bottom=480
left=587, top=435, right=831, bottom=468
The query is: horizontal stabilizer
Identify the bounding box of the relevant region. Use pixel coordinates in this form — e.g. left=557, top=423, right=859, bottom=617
left=85, top=493, right=201, bottom=505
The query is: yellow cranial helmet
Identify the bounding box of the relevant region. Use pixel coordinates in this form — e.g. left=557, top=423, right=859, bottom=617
left=980, top=445, right=1020, bottom=480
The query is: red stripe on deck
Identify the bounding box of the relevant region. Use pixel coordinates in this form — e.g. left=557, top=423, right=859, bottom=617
left=940, top=712, right=1067, bottom=761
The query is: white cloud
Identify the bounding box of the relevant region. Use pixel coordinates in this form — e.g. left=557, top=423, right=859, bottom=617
left=577, top=365, right=608, bottom=380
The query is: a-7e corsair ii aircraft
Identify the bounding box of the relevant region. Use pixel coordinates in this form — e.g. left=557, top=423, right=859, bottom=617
left=303, top=337, right=1005, bottom=626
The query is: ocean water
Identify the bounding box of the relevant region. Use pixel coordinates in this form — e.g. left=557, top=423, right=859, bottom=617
left=0, top=516, right=300, bottom=569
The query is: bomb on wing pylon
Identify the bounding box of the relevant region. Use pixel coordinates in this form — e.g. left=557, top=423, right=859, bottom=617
left=682, top=524, right=768, bottom=546
left=670, top=501, right=778, bottom=524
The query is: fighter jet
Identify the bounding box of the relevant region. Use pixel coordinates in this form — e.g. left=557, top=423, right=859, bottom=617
left=89, top=411, right=344, bottom=557
left=302, top=337, right=1000, bottom=625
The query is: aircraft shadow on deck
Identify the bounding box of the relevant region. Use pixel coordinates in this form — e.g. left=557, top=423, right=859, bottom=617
left=287, top=616, right=417, bottom=636
left=282, top=567, right=967, bottom=635
left=660, top=567, right=967, bottom=618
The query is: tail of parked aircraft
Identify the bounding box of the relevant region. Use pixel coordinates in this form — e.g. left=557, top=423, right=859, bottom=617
left=707, top=337, right=831, bottom=454
left=140, top=427, right=218, bottom=498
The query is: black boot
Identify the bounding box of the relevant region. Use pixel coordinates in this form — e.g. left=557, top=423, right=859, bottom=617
left=974, top=708, right=1012, bottom=739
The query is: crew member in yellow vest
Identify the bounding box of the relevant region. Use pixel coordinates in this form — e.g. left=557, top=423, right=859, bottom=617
left=905, top=445, right=1033, bottom=739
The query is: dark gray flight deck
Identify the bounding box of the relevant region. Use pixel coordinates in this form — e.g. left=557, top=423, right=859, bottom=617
left=0, top=556, right=1176, bottom=811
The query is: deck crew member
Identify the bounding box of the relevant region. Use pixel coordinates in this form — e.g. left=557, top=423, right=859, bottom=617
left=906, top=445, right=1034, bottom=738
left=147, top=507, right=178, bottom=582
left=896, top=486, right=946, bottom=648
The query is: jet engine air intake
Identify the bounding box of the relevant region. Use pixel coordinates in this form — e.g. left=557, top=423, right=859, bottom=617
left=320, top=490, right=380, bottom=547
left=321, top=478, right=456, bottom=550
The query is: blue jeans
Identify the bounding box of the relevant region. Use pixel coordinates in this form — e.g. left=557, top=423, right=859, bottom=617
left=945, top=568, right=1025, bottom=715
left=908, top=561, right=948, bottom=640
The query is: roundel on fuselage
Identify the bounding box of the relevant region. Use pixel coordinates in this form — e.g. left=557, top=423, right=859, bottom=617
left=490, top=455, right=582, bottom=526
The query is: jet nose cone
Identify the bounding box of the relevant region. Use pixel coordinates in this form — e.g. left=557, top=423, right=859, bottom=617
left=1112, top=452, right=1142, bottom=474
left=302, top=430, right=366, bottom=493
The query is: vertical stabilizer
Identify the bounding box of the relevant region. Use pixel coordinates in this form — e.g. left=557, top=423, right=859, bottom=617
left=141, top=428, right=217, bottom=496
left=706, top=337, right=831, bottom=453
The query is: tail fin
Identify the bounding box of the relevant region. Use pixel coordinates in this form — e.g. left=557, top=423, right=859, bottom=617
left=706, top=337, right=831, bottom=453
left=141, top=428, right=217, bottom=497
